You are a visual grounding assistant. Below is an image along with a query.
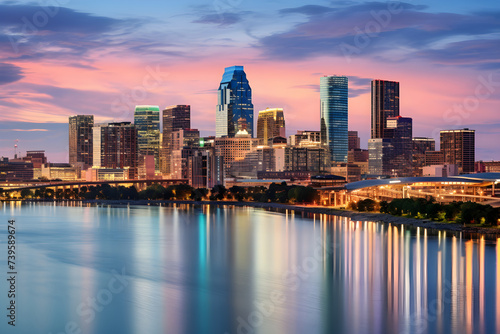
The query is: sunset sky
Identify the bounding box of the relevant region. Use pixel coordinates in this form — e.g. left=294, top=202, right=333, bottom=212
left=0, top=0, right=499, bottom=162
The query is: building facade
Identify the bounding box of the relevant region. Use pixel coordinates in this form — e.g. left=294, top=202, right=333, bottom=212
left=93, top=122, right=138, bottom=179
left=256, top=108, right=286, bottom=144
left=320, top=75, right=348, bottom=163
left=69, top=115, right=94, bottom=169
left=440, top=129, right=475, bottom=174
left=371, top=80, right=400, bottom=139
left=161, top=105, right=191, bottom=175
left=134, top=105, right=160, bottom=170
left=216, top=66, right=254, bottom=138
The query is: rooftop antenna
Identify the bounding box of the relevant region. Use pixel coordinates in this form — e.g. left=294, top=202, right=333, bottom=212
left=14, top=139, right=19, bottom=159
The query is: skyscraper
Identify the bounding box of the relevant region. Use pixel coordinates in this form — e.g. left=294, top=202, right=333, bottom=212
left=161, top=105, right=191, bottom=175
left=134, top=105, right=160, bottom=170
left=320, top=75, right=348, bottom=163
left=386, top=116, right=413, bottom=176
left=216, top=66, right=254, bottom=138
left=93, top=122, right=138, bottom=179
left=69, top=115, right=94, bottom=169
left=256, top=108, right=286, bottom=144
left=371, top=80, right=400, bottom=139
left=440, top=128, right=475, bottom=174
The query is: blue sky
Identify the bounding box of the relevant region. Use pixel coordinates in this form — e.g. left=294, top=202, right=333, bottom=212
left=0, top=0, right=499, bottom=161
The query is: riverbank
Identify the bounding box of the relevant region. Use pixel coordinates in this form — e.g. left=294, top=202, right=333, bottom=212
left=21, top=198, right=499, bottom=238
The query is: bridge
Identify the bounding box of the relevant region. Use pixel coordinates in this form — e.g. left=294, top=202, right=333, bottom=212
left=0, top=179, right=189, bottom=193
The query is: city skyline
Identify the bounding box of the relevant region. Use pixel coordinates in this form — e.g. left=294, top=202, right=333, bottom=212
left=0, top=1, right=498, bottom=162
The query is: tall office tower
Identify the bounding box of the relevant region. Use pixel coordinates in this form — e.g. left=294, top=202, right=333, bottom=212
left=348, top=131, right=361, bottom=150
left=386, top=116, right=413, bottom=176
left=256, top=108, right=286, bottom=144
left=93, top=122, right=138, bottom=179
left=216, top=66, right=254, bottom=138
left=134, top=106, right=160, bottom=171
left=371, top=80, right=400, bottom=139
left=69, top=115, right=94, bottom=169
left=440, top=128, right=475, bottom=174
left=320, top=75, right=348, bottom=163
left=161, top=105, right=191, bottom=175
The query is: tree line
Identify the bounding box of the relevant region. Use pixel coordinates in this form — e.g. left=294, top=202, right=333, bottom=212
left=349, top=197, right=499, bottom=226
left=3, top=182, right=320, bottom=205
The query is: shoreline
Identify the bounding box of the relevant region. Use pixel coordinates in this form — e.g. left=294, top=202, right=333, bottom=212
left=19, top=199, right=500, bottom=239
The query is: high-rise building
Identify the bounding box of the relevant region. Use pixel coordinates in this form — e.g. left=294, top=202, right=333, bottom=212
left=170, top=129, right=200, bottom=179
left=386, top=116, right=413, bottom=176
left=161, top=105, right=191, bottom=175
left=134, top=105, right=160, bottom=170
left=216, top=66, right=254, bottom=138
left=256, top=108, right=286, bottom=144
left=320, top=75, right=348, bottom=163
left=371, top=80, right=399, bottom=139
left=93, top=122, right=138, bottom=179
left=440, top=129, right=475, bottom=174
left=368, top=138, right=394, bottom=176
left=348, top=131, right=361, bottom=151
left=215, top=135, right=260, bottom=178
left=69, top=115, right=94, bottom=169
left=412, top=137, right=436, bottom=176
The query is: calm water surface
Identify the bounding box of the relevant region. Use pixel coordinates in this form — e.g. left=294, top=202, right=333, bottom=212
left=0, top=202, right=499, bottom=334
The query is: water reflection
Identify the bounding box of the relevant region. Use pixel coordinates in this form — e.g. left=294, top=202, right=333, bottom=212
left=0, top=204, right=498, bottom=334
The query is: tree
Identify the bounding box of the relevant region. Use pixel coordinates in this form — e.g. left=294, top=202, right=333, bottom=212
left=20, top=189, right=33, bottom=199
left=211, top=185, right=227, bottom=201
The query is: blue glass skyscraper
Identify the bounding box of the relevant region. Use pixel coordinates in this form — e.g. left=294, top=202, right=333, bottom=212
left=216, top=66, right=254, bottom=138
left=320, top=76, right=348, bottom=163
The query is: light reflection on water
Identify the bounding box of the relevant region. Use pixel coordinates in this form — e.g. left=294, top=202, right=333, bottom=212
left=0, top=203, right=498, bottom=334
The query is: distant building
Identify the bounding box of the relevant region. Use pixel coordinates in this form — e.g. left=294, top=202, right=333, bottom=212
left=348, top=131, right=361, bottom=150
left=86, top=167, right=130, bottom=181
left=368, top=116, right=412, bottom=177
left=257, top=108, right=286, bottom=144
left=161, top=105, right=190, bottom=175
left=189, top=148, right=224, bottom=188
left=289, top=131, right=321, bottom=147
left=475, top=161, right=500, bottom=173
left=368, top=138, right=394, bottom=176
left=425, top=151, right=445, bottom=166
left=40, top=163, right=78, bottom=181
left=25, top=151, right=47, bottom=168
left=371, top=80, right=399, bottom=139
left=216, top=66, right=254, bottom=138
left=440, top=129, right=475, bottom=174
left=412, top=137, right=436, bottom=176
left=93, top=122, right=138, bottom=179
left=385, top=116, right=413, bottom=176
left=320, top=75, right=348, bottom=163
left=422, top=164, right=459, bottom=177
left=285, top=146, right=329, bottom=174
left=0, top=159, right=34, bottom=181
left=134, top=105, right=160, bottom=170
left=215, top=135, right=260, bottom=178
left=170, top=129, right=200, bottom=179
left=69, top=115, right=94, bottom=169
